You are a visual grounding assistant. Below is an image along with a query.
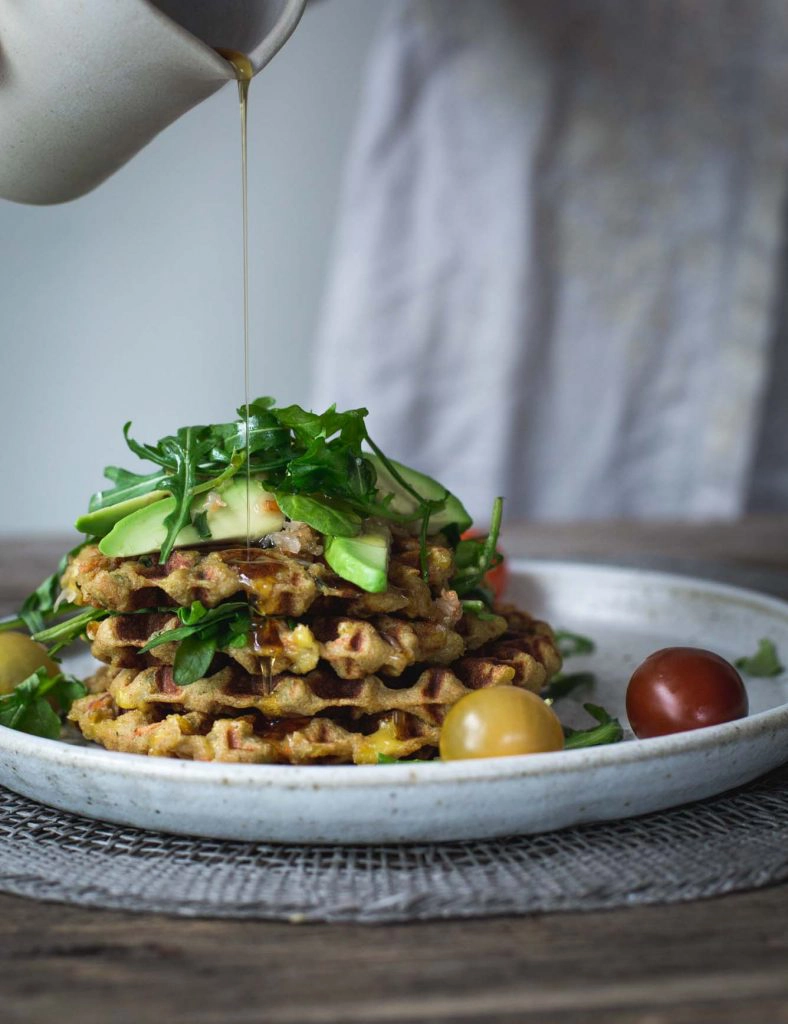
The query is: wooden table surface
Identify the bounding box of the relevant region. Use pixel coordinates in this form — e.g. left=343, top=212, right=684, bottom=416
left=2, top=523, right=788, bottom=1024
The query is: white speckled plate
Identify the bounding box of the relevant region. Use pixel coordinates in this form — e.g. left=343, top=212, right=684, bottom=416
left=1, top=561, right=787, bottom=844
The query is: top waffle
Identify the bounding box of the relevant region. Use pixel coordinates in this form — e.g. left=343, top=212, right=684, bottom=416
left=61, top=531, right=458, bottom=620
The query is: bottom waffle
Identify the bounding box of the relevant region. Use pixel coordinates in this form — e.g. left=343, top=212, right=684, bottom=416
left=68, top=691, right=440, bottom=765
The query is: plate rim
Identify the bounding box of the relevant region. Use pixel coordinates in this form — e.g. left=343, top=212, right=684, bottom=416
left=2, top=559, right=787, bottom=791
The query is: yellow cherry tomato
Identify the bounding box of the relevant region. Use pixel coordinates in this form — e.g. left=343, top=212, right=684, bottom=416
left=0, top=632, right=59, bottom=695
left=440, top=685, right=565, bottom=760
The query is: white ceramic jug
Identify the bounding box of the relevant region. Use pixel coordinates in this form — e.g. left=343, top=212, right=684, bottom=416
left=0, top=0, right=307, bottom=205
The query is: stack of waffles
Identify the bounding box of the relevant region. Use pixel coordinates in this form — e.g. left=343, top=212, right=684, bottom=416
left=64, top=528, right=562, bottom=763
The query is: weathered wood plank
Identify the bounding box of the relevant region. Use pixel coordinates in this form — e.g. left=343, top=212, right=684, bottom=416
left=1, top=885, right=787, bottom=1023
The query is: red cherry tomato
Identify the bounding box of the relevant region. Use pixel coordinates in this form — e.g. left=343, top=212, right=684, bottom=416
left=461, top=529, right=508, bottom=599
left=626, top=647, right=748, bottom=738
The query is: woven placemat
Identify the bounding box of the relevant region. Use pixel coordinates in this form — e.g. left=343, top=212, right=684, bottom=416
left=1, top=762, right=787, bottom=922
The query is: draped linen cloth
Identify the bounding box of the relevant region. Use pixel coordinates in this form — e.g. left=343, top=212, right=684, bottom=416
left=313, top=0, right=788, bottom=523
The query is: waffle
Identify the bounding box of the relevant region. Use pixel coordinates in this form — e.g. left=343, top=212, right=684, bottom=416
left=86, top=615, right=557, bottom=723
left=68, top=691, right=440, bottom=764
left=62, top=536, right=457, bottom=620
left=63, top=516, right=563, bottom=764
left=86, top=608, right=508, bottom=679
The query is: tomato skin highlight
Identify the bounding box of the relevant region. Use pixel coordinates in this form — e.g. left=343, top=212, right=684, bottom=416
left=440, top=686, right=564, bottom=760
left=626, top=647, right=748, bottom=739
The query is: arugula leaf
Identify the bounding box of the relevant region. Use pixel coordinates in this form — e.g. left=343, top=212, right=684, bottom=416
left=178, top=601, right=210, bottom=627
left=140, top=601, right=251, bottom=685
left=190, top=450, right=244, bottom=497
left=563, top=703, right=623, bottom=749
left=274, top=493, right=361, bottom=538
left=173, top=631, right=217, bottom=685
left=5, top=543, right=87, bottom=635
left=88, top=467, right=170, bottom=512
left=0, top=667, right=86, bottom=740
left=32, top=607, right=108, bottom=654
left=0, top=692, right=61, bottom=739
left=141, top=601, right=249, bottom=650
left=346, top=456, right=377, bottom=502
left=158, top=428, right=198, bottom=563
left=542, top=671, right=596, bottom=702
left=461, top=600, right=498, bottom=622
left=191, top=509, right=212, bottom=540
left=123, top=422, right=171, bottom=468
left=554, top=630, right=596, bottom=658
left=376, top=753, right=432, bottom=764
left=78, top=398, right=476, bottom=580
left=49, top=674, right=89, bottom=712
left=735, top=638, right=784, bottom=677
left=451, top=497, right=504, bottom=598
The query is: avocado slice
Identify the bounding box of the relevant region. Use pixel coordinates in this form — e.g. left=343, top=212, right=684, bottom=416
left=75, top=490, right=170, bottom=538
left=98, top=478, right=284, bottom=558
left=368, top=454, right=472, bottom=534
left=324, top=527, right=391, bottom=592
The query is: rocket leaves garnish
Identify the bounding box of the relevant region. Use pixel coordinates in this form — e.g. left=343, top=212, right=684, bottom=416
left=735, top=638, right=784, bottom=677
left=85, top=400, right=462, bottom=569
left=274, top=493, right=362, bottom=538
left=158, top=427, right=199, bottom=566
left=173, top=633, right=218, bottom=686
left=140, top=600, right=252, bottom=685
left=542, top=671, right=597, bottom=703
left=0, top=667, right=86, bottom=739
left=31, top=607, right=109, bottom=655
left=451, top=497, right=503, bottom=599
left=89, top=466, right=170, bottom=512
left=460, top=599, right=499, bottom=622
left=9, top=597, right=252, bottom=676
left=0, top=542, right=87, bottom=636
left=563, top=703, right=623, bottom=749
left=554, top=630, right=596, bottom=658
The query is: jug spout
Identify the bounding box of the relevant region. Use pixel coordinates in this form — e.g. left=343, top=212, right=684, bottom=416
left=148, top=0, right=307, bottom=76
left=0, top=0, right=306, bottom=205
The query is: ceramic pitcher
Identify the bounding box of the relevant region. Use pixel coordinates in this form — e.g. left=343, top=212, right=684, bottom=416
left=0, top=0, right=307, bottom=205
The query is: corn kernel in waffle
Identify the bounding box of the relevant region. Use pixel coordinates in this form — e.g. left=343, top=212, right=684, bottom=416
left=11, top=399, right=576, bottom=765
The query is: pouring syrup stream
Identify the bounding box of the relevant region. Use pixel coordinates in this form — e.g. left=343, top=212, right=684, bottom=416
left=216, top=49, right=273, bottom=689
left=216, top=49, right=253, bottom=557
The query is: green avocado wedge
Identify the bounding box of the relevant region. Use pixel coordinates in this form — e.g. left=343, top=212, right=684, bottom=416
left=324, top=528, right=391, bottom=593
left=368, top=454, right=472, bottom=535
left=98, top=479, right=284, bottom=558
left=75, top=490, right=170, bottom=538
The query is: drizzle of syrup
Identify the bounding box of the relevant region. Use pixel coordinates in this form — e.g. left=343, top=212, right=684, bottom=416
left=216, top=48, right=274, bottom=686
left=216, top=48, right=254, bottom=559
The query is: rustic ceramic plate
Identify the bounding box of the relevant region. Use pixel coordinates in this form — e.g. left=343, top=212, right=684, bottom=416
left=1, top=561, right=787, bottom=844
